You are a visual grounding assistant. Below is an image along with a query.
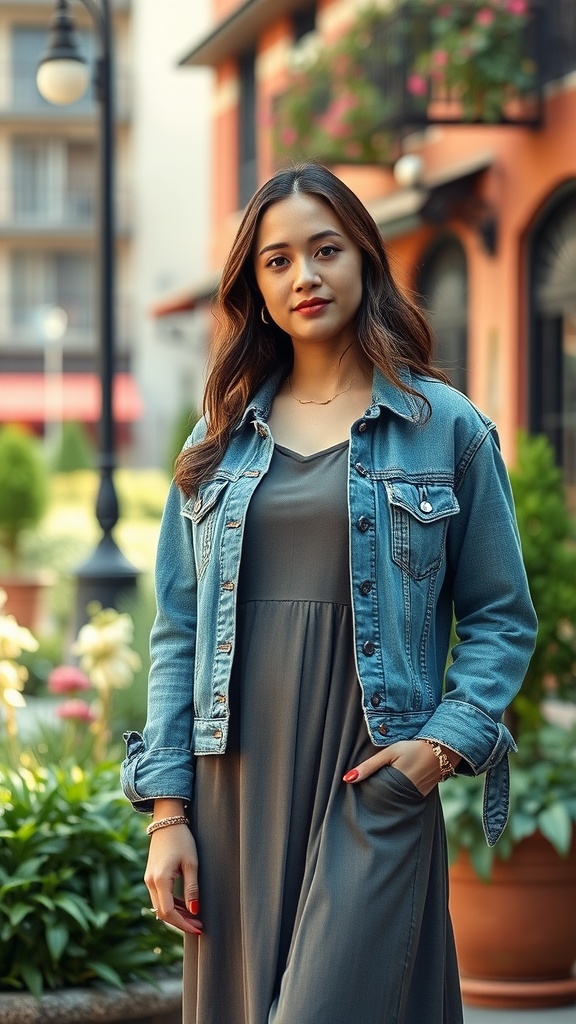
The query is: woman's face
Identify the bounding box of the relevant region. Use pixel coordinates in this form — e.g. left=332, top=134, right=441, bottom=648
left=253, top=192, right=363, bottom=351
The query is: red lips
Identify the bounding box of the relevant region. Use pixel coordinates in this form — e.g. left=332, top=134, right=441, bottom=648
left=293, top=298, right=331, bottom=311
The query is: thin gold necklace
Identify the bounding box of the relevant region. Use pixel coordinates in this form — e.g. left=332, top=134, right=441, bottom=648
left=288, top=375, right=353, bottom=406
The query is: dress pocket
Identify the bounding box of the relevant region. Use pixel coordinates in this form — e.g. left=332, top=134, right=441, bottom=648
left=385, top=480, right=459, bottom=580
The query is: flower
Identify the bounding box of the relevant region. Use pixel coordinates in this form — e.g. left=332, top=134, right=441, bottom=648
left=409, top=0, right=536, bottom=123
left=0, top=590, right=39, bottom=661
left=72, top=606, right=141, bottom=692
left=56, top=699, right=98, bottom=723
left=407, top=73, right=428, bottom=97
left=47, top=665, right=91, bottom=695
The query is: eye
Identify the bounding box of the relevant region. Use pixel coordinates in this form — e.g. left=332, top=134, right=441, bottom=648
left=266, top=255, right=289, bottom=269
left=316, top=244, right=340, bottom=258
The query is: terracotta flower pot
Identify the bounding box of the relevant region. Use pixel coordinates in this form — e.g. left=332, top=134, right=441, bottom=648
left=449, top=831, right=576, bottom=1008
left=0, top=571, right=54, bottom=632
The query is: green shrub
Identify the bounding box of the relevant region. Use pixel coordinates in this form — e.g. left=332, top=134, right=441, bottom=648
left=0, top=761, right=182, bottom=996
left=165, top=406, right=199, bottom=478
left=0, top=426, right=48, bottom=569
left=52, top=421, right=95, bottom=473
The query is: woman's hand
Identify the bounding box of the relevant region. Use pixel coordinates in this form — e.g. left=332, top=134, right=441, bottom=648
left=343, top=739, right=461, bottom=796
left=144, top=824, right=203, bottom=935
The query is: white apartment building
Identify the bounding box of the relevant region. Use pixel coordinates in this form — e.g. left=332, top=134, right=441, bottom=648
left=0, top=0, right=211, bottom=468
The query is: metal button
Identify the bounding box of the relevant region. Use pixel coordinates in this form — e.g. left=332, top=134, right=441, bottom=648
left=226, top=520, right=241, bottom=529
left=370, top=692, right=382, bottom=708
left=216, top=642, right=232, bottom=654
left=243, top=469, right=260, bottom=478
left=222, top=581, right=235, bottom=591
left=377, top=722, right=388, bottom=736
left=256, top=423, right=268, bottom=438
left=362, top=640, right=375, bottom=656
left=358, top=421, right=367, bottom=433
left=359, top=580, right=373, bottom=596
left=420, top=500, right=433, bottom=513
left=355, top=462, right=367, bottom=477
left=193, top=499, right=202, bottom=513
left=357, top=516, right=370, bottom=533
left=215, top=695, right=226, bottom=704
left=213, top=729, right=223, bottom=739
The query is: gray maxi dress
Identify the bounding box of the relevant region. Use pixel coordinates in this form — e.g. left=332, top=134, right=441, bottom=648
left=183, top=440, right=463, bottom=1024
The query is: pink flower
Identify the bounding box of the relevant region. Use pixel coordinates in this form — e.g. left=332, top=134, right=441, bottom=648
left=407, top=74, right=428, bottom=97
left=56, top=698, right=97, bottom=723
left=280, top=127, right=297, bottom=147
left=48, top=665, right=91, bottom=695
left=475, top=7, right=495, bottom=26
left=506, top=0, right=527, bottom=13
left=432, top=49, right=449, bottom=67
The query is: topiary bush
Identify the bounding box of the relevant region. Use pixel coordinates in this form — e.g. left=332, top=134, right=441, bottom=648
left=0, top=426, right=48, bottom=570
left=0, top=761, right=183, bottom=996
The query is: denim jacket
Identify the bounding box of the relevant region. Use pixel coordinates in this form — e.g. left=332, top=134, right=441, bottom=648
left=121, top=367, right=537, bottom=846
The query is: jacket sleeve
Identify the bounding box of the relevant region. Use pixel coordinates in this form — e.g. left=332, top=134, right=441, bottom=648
left=120, top=438, right=201, bottom=813
left=416, top=427, right=538, bottom=842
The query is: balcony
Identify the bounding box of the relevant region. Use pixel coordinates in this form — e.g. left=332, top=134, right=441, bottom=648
left=0, top=296, right=133, bottom=355
left=0, top=185, right=132, bottom=236
left=0, top=62, right=132, bottom=121
left=273, top=0, right=576, bottom=167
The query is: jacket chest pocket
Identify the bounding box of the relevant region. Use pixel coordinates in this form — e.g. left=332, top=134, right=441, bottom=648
left=182, top=477, right=229, bottom=580
left=385, top=481, right=459, bottom=580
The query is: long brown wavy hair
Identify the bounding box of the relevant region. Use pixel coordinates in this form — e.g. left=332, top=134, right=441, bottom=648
left=174, top=162, right=449, bottom=495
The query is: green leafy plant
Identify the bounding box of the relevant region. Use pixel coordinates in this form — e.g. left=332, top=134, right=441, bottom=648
left=442, top=723, right=576, bottom=879
left=52, top=421, right=95, bottom=474
left=0, top=426, right=48, bottom=571
left=272, top=6, right=394, bottom=166
left=441, top=432, right=576, bottom=877
left=0, top=761, right=182, bottom=997
left=408, top=0, right=537, bottom=122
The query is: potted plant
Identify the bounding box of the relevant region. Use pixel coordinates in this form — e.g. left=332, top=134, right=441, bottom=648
left=407, top=0, right=538, bottom=123
left=441, top=432, right=576, bottom=1009
left=0, top=425, right=50, bottom=630
left=0, top=604, right=183, bottom=1023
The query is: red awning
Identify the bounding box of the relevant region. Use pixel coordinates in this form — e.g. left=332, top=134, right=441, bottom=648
left=0, top=373, right=143, bottom=423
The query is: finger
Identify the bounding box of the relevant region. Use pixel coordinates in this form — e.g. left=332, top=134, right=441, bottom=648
left=159, top=906, right=203, bottom=936
left=185, top=879, right=200, bottom=918
left=343, top=748, right=392, bottom=783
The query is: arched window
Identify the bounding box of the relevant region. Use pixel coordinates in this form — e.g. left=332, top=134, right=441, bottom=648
left=530, top=188, right=576, bottom=486
left=417, top=237, right=468, bottom=394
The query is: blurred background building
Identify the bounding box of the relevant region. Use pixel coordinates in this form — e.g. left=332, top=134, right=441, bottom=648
left=0, top=0, right=211, bottom=468
left=157, top=0, right=576, bottom=497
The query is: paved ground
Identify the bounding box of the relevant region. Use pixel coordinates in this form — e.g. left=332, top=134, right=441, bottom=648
left=464, top=1004, right=576, bottom=1023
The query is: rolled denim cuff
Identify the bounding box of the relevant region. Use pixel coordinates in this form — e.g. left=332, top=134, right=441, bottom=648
left=416, top=700, right=517, bottom=846
left=120, top=730, right=195, bottom=814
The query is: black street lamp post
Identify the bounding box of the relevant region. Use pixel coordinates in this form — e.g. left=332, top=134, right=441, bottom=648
left=37, top=0, right=138, bottom=626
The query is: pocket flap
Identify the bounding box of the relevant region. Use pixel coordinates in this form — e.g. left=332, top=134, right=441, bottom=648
left=386, top=481, right=459, bottom=523
left=182, top=478, right=229, bottom=523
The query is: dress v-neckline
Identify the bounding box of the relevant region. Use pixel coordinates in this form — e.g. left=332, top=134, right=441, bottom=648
left=274, top=440, right=349, bottom=462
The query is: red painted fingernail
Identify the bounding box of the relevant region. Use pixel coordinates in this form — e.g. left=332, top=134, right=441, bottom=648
left=189, top=899, right=200, bottom=916
left=343, top=769, right=359, bottom=783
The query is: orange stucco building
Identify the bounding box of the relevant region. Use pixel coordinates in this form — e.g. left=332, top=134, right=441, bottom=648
left=179, top=0, right=576, bottom=485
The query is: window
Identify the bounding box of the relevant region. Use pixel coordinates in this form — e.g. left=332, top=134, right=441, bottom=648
left=238, top=50, right=257, bottom=209
left=12, top=138, right=97, bottom=223
left=417, top=238, right=468, bottom=394
left=11, top=251, right=95, bottom=345
left=530, top=189, right=576, bottom=487
left=293, top=4, right=317, bottom=41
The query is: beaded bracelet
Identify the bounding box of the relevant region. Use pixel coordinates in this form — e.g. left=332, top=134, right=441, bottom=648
left=146, top=815, right=189, bottom=836
left=424, top=740, right=455, bottom=782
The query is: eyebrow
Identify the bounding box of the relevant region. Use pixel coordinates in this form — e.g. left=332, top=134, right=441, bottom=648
left=257, top=229, right=344, bottom=257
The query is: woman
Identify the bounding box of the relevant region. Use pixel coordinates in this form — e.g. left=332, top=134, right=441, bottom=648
left=121, top=163, right=537, bottom=1024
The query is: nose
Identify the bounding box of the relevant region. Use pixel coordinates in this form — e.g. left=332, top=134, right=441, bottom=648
left=293, top=257, right=322, bottom=292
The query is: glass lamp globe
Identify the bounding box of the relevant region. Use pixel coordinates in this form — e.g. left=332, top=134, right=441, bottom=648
left=37, top=57, right=89, bottom=105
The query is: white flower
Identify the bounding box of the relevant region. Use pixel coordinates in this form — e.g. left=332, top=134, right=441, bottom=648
left=72, top=608, right=141, bottom=692
left=0, top=590, right=39, bottom=660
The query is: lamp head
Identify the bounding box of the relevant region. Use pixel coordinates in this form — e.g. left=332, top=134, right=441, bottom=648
left=36, top=0, right=90, bottom=105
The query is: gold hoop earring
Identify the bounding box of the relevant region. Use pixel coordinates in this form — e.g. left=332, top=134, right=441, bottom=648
left=261, top=306, right=270, bottom=325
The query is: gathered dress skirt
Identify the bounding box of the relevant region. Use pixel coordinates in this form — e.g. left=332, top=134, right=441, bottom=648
left=183, top=440, right=463, bottom=1024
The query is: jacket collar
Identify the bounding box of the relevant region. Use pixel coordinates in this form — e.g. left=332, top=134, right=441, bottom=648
left=237, top=364, right=422, bottom=429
